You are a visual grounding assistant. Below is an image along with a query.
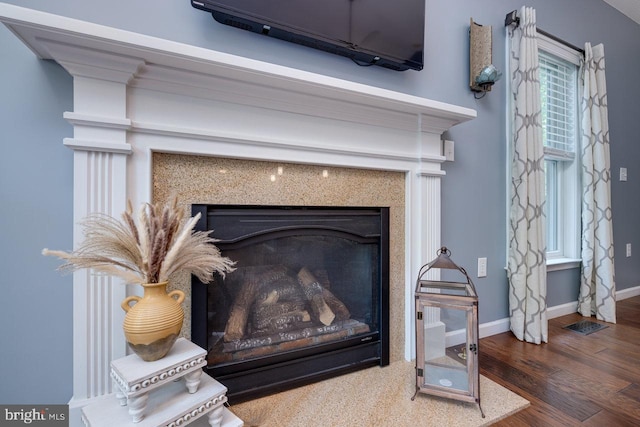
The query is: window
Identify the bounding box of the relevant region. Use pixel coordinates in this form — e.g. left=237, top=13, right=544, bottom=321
left=538, top=35, right=581, bottom=265
left=538, top=35, right=582, bottom=269
left=506, top=33, right=582, bottom=271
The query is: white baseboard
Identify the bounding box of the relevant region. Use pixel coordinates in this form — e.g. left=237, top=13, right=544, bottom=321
left=478, top=317, right=511, bottom=339
left=617, top=285, right=640, bottom=300
left=547, top=301, right=579, bottom=319
left=477, top=284, right=640, bottom=339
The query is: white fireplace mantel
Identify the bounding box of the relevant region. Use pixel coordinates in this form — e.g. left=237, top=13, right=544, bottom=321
left=1, top=3, right=475, bottom=421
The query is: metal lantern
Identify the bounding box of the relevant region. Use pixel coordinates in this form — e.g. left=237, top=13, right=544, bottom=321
left=411, top=247, right=484, bottom=418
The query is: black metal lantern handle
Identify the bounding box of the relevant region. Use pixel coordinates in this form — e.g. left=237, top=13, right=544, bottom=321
left=415, top=246, right=475, bottom=290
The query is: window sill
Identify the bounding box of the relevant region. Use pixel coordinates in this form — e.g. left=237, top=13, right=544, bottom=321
left=547, top=258, right=581, bottom=272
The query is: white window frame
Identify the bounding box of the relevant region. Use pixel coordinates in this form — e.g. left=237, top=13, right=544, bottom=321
left=506, top=32, right=583, bottom=272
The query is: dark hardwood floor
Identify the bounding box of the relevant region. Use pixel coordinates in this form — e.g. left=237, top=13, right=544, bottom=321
left=479, top=295, right=640, bottom=426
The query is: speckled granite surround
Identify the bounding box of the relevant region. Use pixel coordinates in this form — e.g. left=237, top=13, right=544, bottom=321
left=153, top=153, right=406, bottom=363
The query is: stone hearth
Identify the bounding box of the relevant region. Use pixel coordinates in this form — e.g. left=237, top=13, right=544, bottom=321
left=0, top=4, right=475, bottom=424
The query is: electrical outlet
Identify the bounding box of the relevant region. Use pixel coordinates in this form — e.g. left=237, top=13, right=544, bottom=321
left=620, top=167, right=628, bottom=182
left=626, top=243, right=632, bottom=257
left=443, top=140, right=455, bottom=161
left=477, top=257, right=487, bottom=278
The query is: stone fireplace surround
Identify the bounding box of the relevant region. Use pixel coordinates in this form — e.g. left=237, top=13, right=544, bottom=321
left=0, top=4, right=475, bottom=423
left=152, top=155, right=406, bottom=361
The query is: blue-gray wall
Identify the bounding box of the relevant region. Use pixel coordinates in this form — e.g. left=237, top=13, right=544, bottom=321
left=0, top=23, right=73, bottom=403
left=1, top=0, right=638, bottom=405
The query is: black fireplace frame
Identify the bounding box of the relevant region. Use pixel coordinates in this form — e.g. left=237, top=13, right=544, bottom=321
left=191, top=204, right=390, bottom=403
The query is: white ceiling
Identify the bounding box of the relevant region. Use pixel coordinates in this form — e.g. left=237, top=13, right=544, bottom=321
left=603, top=0, right=640, bottom=24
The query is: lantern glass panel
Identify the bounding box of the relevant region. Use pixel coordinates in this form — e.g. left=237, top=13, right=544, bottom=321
left=419, top=303, right=473, bottom=393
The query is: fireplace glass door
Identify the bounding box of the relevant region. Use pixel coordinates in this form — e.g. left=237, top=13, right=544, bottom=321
left=191, top=205, right=389, bottom=402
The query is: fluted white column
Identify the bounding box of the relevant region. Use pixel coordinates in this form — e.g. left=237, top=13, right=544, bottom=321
left=68, top=147, right=130, bottom=403
left=47, top=42, right=144, bottom=411
left=406, top=167, right=445, bottom=360
left=417, top=173, right=443, bottom=281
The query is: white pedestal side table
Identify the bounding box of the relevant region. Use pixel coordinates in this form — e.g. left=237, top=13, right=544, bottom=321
left=110, top=338, right=208, bottom=422
left=81, top=338, right=243, bottom=427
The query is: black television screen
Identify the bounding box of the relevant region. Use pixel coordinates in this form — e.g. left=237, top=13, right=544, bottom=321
left=191, top=0, right=425, bottom=71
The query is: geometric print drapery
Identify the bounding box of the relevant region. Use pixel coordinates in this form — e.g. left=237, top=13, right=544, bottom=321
left=507, top=6, right=548, bottom=344
left=579, top=43, right=616, bottom=323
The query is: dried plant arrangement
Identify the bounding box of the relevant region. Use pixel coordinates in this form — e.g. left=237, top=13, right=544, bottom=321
left=43, top=197, right=235, bottom=284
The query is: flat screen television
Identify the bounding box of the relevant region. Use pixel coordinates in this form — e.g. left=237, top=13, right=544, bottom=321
left=191, top=0, right=425, bottom=71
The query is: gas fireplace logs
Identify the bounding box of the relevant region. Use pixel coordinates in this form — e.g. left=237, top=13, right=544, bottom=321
left=296, top=267, right=336, bottom=326
left=222, top=265, right=356, bottom=343
left=224, top=265, right=288, bottom=342
left=210, top=264, right=371, bottom=364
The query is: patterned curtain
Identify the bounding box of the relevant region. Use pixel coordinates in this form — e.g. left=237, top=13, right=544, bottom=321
left=507, top=6, right=548, bottom=344
left=579, top=43, right=616, bottom=323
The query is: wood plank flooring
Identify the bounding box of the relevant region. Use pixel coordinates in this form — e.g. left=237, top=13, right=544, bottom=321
left=479, top=295, right=640, bottom=426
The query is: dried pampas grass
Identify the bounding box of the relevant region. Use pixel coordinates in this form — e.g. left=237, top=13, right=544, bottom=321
left=43, top=198, right=235, bottom=284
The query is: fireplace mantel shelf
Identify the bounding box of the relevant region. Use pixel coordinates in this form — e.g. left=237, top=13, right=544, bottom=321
left=0, top=3, right=475, bottom=137
left=2, top=5, right=477, bottom=425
